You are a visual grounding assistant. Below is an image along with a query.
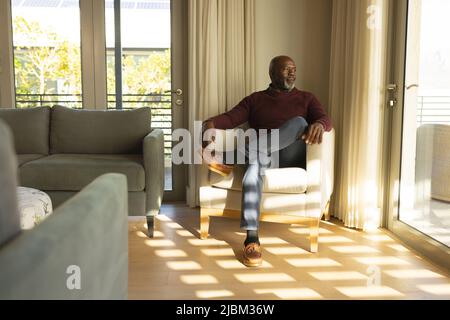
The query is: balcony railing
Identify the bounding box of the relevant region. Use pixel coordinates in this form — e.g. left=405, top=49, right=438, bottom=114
left=16, top=93, right=83, bottom=109
left=417, top=96, right=450, bottom=126
left=15, top=93, right=173, bottom=158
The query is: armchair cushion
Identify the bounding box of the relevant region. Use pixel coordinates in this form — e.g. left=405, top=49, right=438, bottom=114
left=210, top=165, right=307, bottom=194
left=200, top=186, right=307, bottom=216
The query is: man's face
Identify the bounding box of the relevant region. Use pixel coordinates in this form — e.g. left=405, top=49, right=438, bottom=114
left=271, top=58, right=297, bottom=91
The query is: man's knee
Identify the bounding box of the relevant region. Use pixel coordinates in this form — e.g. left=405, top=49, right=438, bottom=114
left=292, top=116, right=308, bottom=128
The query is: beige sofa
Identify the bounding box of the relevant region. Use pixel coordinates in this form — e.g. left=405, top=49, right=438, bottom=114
left=199, top=127, right=335, bottom=252
left=0, top=105, right=165, bottom=236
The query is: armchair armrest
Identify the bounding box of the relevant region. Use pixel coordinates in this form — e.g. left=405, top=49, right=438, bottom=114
left=143, top=129, right=165, bottom=217
left=306, top=129, right=335, bottom=218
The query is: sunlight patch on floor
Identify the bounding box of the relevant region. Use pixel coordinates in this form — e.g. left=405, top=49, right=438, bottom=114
left=318, top=236, right=355, bottom=243
left=363, top=235, right=394, bottom=242
left=201, top=248, right=236, bottom=257
left=289, top=227, right=333, bottom=235
left=166, top=222, right=183, bottom=229
left=417, top=284, right=450, bottom=295
left=264, top=246, right=310, bottom=255
left=180, top=274, right=218, bottom=285
left=234, top=273, right=296, bottom=283
left=387, top=244, right=410, bottom=252
left=154, top=249, right=188, bottom=258
left=176, top=230, right=195, bottom=237
left=156, top=215, right=172, bottom=222
left=144, top=239, right=175, bottom=247
left=285, top=258, right=342, bottom=267
left=329, top=245, right=380, bottom=254
left=152, top=230, right=165, bottom=238
left=354, top=256, right=410, bottom=266
left=254, top=288, right=322, bottom=299
left=135, top=231, right=148, bottom=238
left=258, top=237, right=289, bottom=245
left=188, top=239, right=229, bottom=246
left=215, top=260, right=273, bottom=269
left=383, top=269, right=445, bottom=279
left=309, top=271, right=368, bottom=281
left=336, top=286, right=404, bottom=298
left=166, top=261, right=202, bottom=271
left=196, top=290, right=234, bottom=298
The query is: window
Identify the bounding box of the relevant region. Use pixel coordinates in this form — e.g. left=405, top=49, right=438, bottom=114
left=105, top=0, right=173, bottom=190
left=12, top=0, right=82, bottom=108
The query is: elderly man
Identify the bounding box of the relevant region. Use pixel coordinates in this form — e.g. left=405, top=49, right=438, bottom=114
left=202, top=55, right=332, bottom=267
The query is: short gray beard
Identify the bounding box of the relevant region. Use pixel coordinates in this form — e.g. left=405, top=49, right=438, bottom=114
left=283, top=80, right=295, bottom=92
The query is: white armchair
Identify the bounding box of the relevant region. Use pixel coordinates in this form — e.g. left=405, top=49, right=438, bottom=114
left=199, top=127, right=335, bottom=252
left=416, top=124, right=450, bottom=202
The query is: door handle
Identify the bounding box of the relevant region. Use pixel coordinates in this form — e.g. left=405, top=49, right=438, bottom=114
left=171, top=89, right=183, bottom=96
left=387, top=84, right=398, bottom=108
left=170, top=89, right=183, bottom=106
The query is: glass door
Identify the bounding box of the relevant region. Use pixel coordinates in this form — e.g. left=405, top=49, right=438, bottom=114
left=105, top=0, right=186, bottom=200
left=387, top=0, right=450, bottom=269
left=11, top=0, right=83, bottom=108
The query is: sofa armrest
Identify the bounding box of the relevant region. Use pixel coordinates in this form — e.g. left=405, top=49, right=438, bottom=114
left=143, top=129, right=165, bottom=216
left=0, top=173, right=128, bottom=299
left=306, top=129, right=335, bottom=218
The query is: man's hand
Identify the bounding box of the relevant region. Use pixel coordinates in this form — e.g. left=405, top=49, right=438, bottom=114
left=202, top=120, right=215, bottom=149
left=301, top=122, right=325, bottom=145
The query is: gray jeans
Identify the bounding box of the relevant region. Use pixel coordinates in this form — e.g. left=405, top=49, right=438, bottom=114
left=239, top=116, right=308, bottom=230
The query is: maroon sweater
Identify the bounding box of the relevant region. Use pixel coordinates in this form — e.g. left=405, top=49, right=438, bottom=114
left=208, top=87, right=332, bottom=131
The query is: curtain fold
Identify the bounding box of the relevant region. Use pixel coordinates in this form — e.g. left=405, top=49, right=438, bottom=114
left=187, top=0, right=256, bottom=207
left=329, top=0, right=390, bottom=229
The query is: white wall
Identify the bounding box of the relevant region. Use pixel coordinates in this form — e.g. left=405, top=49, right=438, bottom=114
left=255, top=0, right=332, bottom=108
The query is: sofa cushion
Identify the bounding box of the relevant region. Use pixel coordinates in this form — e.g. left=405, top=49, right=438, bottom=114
left=210, top=165, right=307, bottom=194
left=0, top=120, right=21, bottom=246
left=50, top=105, right=151, bottom=154
left=17, top=154, right=46, bottom=166
left=0, top=107, right=50, bottom=155
left=19, top=154, right=145, bottom=192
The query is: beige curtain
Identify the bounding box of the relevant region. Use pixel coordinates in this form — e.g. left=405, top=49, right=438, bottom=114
left=187, top=0, right=256, bottom=207
left=328, top=0, right=390, bottom=229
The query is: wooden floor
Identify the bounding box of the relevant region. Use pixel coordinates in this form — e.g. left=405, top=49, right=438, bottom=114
left=128, top=203, right=450, bottom=300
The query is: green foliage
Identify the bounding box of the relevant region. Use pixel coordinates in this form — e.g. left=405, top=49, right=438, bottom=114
left=13, top=16, right=171, bottom=110
left=107, top=49, right=171, bottom=108
left=13, top=16, right=81, bottom=99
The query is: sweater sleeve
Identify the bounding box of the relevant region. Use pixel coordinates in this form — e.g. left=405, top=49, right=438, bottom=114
left=306, top=94, right=332, bottom=131
left=206, top=96, right=252, bottom=129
